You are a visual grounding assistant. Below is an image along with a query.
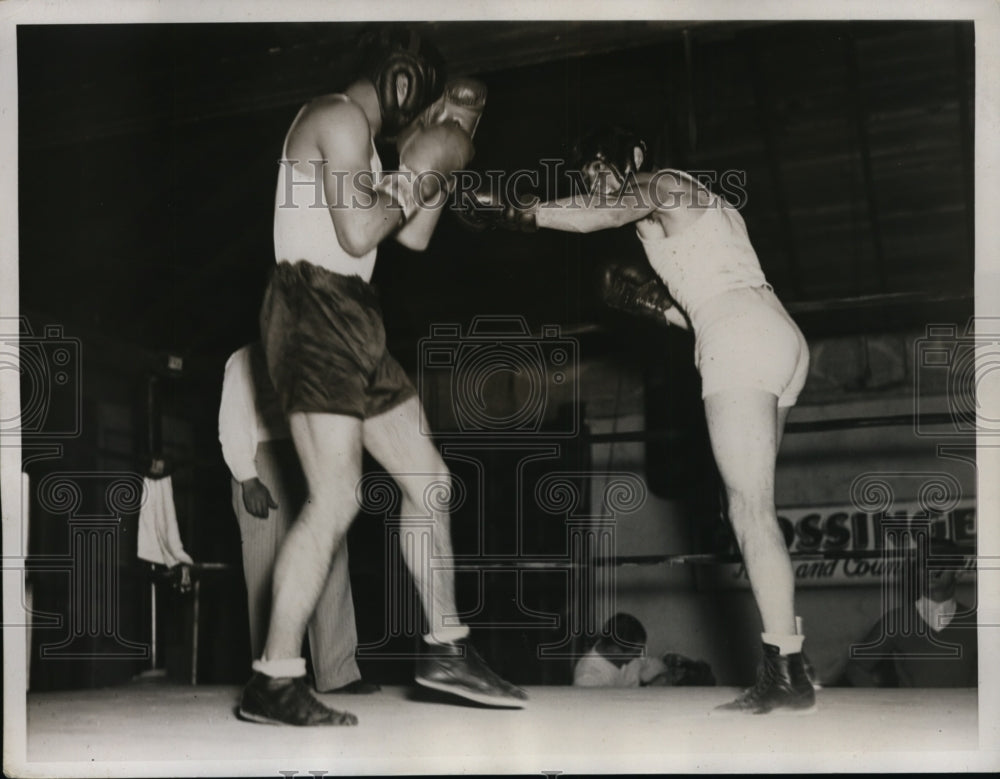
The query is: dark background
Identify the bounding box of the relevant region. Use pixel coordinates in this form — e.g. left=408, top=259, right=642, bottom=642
left=16, top=20, right=975, bottom=690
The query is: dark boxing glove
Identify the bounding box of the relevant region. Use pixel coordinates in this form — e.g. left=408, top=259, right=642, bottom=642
left=599, top=258, right=674, bottom=325
left=663, top=653, right=716, bottom=687
left=452, top=188, right=539, bottom=233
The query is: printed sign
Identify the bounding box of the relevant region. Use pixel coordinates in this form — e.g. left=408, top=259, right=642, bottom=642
left=700, top=500, right=977, bottom=589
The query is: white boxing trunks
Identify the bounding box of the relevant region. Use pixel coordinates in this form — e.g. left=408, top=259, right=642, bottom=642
left=690, top=285, right=809, bottom=407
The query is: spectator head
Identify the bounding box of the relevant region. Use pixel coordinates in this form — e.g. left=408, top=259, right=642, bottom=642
left=898, top=537, right=968, bottom=604
left=595, top=612, right=647, bottom=666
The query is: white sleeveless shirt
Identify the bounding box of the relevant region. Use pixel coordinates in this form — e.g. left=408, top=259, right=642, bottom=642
left=273, top=96, right=382, bottom=281
left=637, top=169, right=768, bottom=316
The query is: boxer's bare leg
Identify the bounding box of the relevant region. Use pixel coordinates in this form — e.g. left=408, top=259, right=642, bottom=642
left=362, top=397, right=461, bottom=642
left=239, top=412, right=361, bottom=726
left=263, top=413, right=363, bottom=659
left=363, top=396, right=527, bottom=707
left=704, top=388, right=796, bottom=636
left=706, top=389, right=814, bottom=713
left=776, top=404, right=792, bottom=452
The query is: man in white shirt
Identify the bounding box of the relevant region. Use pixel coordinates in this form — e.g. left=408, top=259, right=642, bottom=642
left=845, top=539, right=977, bottom=687
left=573, top=613, right=668, bottom=687
left=219, top=342, right=376, bottom=694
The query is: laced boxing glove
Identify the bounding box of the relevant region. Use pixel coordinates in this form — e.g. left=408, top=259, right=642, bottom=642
left=425, top=77, right=487, bottom=137
left=392, top=123, right=475, bottom=217
left=599, top=258, right=674, bottom=325
left=451, top=188, right=539, bottom=233
left=396, top=77, right=488, bottom=147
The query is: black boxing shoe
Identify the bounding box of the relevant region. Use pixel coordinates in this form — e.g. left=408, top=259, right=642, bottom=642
left=415, top=638, right=528, bottom=708
left=802, top=650, right=820, bottom=689
left=238, top=672, right=358, bottom=726
left=715, top=643, right=816, bottom=714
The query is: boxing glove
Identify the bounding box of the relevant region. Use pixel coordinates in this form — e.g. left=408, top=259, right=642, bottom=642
left=451, top=187, right=539, bottom=233
left=397, top=76, right=488, bottom=149
left=663, top=653, right=716, bottom=687
left=426, top=77, right=487, bottom=137
left=397, top=122, right=475, bottom=209
left=599, top=259, right=674, bottom=324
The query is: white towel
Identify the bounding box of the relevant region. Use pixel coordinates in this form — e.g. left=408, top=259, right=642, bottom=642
left=137, top=475, right=194, bottom=568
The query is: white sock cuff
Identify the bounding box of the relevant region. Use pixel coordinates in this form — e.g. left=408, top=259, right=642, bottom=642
left=423, top=624, right=471, bottom=646
left=762, top=632, right=804, bottom=655
left=253, top=656, right=307, bottom=678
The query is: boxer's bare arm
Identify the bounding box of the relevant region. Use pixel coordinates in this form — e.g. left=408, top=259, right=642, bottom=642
left=535, top=182, right=656, bottom=233
left=536, top=170, right=706, bottom=235
left=307, top=100, right=405, bottom=257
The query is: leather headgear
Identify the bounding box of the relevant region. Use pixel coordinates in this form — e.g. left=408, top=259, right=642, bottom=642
left=359, top=26, right=447, bottom=140
left=574, top=125, right=649, bottom=189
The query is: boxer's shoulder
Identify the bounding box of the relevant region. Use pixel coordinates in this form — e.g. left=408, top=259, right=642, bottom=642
left=291, top=97, right=370, bottom=161
left=649, top=169, right=713, bottom=233
left=649, top=168, right=700, bottom=201
left=302, top=95, right=369, bottom=134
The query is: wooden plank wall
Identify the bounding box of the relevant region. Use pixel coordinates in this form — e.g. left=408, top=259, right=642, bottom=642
left=17, top=21, right=975, bottom=360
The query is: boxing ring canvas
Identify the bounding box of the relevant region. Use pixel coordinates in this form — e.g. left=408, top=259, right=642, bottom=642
left=4, top=2, right=1000, bottom=777
left=22, top=684, right=983, bottom=774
